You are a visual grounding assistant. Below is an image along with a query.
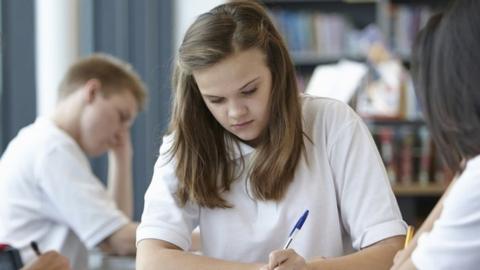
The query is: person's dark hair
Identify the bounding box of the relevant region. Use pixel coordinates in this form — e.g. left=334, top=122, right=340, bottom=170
left=168, top=1, right=304, bottom=208
left=412, top=0, right=480, bottom=173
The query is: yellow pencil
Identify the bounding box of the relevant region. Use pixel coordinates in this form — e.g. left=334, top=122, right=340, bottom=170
left=404, top=225, right=415, bottom=248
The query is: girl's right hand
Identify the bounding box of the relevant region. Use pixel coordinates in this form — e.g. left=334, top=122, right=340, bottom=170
left=260, top=248, right=308, bottom=270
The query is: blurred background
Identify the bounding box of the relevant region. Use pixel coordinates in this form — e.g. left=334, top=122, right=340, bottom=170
left=0, top=0, right=453, bottom=228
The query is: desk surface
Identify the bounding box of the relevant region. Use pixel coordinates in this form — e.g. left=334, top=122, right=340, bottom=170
left=89, top=251, right=135, bottom=270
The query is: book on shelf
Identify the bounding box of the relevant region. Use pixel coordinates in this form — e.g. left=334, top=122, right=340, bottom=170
left=417, top=126, right=431, bottom=186
left=377, top=127, right=396, bottom=185
left=399, top=126, right=414, bottom=185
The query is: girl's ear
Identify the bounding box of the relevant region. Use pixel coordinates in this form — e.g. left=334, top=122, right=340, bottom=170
left=83, top=79, right=102, bottom=104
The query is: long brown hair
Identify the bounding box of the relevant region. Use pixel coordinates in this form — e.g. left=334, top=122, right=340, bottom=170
left=168, top=1, right=304, bottom=208
left=412, top=0, right=480, bottom=173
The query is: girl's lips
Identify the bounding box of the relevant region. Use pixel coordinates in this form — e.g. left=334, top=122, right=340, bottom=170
left=232, top=120, right=253, bottom=129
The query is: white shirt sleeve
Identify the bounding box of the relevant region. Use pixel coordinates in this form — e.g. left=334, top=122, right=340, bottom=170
left=35, top=143, right=129, bottom=249
left=327, top=107, right=407, bottom=250
left=136, top=135, right=199, bottom=251
left=411, top=158, right=480, bottom=270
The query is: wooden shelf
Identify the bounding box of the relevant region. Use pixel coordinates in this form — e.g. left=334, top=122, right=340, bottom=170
left=393, top=183, right=447, bottom=196
left=364, top=118, right=426, bottom=127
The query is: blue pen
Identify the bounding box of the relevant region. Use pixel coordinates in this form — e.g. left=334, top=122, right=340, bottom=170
left=283, top=210, right=309, bottom=249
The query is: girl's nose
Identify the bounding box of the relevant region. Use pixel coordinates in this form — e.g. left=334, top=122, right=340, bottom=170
left=228, top=100, right=248, bottom=119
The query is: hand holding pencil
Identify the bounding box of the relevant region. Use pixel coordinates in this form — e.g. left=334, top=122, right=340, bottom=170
left=261, top=210, right=310, bottom=270
left=22, top=242, right=71, bottom=270
left=392, top=226, right=416, bottom=270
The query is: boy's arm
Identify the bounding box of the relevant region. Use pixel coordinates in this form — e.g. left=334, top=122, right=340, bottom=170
left=108, top=131, right=133, bottom=219
left=98, top=223, right=138, bottom=256
left=99, top=131, right=137, bottom=255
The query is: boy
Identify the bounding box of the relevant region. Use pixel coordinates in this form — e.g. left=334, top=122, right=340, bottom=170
left=0, top=54, right=147, bottom=270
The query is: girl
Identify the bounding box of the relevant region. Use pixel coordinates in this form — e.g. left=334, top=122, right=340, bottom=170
left=392, top=1, right=480, bottom=269
left=137, top=1, right=406, bottom=270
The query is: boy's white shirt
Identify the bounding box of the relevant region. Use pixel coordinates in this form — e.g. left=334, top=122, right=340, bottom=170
left=412, top=155, right=480, bottom=270
left=137, top=95, right=407, bottom=263
left=0, top=117, right=128, bottom=270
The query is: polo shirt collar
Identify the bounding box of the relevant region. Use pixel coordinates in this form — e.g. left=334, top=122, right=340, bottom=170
left=226, top=136, right=255, bottom=160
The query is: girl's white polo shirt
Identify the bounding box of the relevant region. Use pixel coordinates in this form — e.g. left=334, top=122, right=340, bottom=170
left=137, top=96, right=407, bottom=263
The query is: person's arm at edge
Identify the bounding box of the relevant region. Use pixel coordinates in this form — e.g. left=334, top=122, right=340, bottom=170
left=391, top=175, right=457, bottom=270
left=136, top=239, right=263, bottom=270
left=394, top=258, right=417, bottom=270
left=389, top=202, right=443, bottom=270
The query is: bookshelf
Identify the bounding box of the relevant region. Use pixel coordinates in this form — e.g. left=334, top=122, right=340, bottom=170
left=264, top=0, right=450, bottom=69
left=262, top=0, right=453, bottom=188
left=387, top=0, right=452, bottom=60
left=265, top=0, right=382, bottom=73
left=368, top=118, right=452, bottom=224
left=261, top=0, right=453, bottom=224
left=392, top=183, right=447, bottom=197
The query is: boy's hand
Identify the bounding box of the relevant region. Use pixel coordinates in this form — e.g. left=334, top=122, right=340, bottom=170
left=110, top=130, right=133, bottom=160
left=22, top=251, right=71, bottom=270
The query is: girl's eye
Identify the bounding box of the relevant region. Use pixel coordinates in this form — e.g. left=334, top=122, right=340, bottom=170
left=243, top=88, right=257, bottom=96
left=209, top=98, right=224, bottom=104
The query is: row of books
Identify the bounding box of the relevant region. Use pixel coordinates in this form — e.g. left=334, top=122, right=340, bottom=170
left=389, top=4, right=433, bottom=58
left=268, top=9, right=365, bottom=57
left=268, top=4, right=435, bottom=61
left=369, top=125, right=451, bottom=187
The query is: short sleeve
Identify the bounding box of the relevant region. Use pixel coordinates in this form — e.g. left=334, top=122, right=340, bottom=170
left=136, top=135, right=199, bottom=251
left=35, top=144, right=128, bottom=249
left=327, top=107, right=407, bottom=249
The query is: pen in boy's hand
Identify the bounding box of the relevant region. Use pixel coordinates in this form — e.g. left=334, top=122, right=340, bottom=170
left=283, top=210, right=309, bottom=249
left=30, top=241, right=42, bottom=256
